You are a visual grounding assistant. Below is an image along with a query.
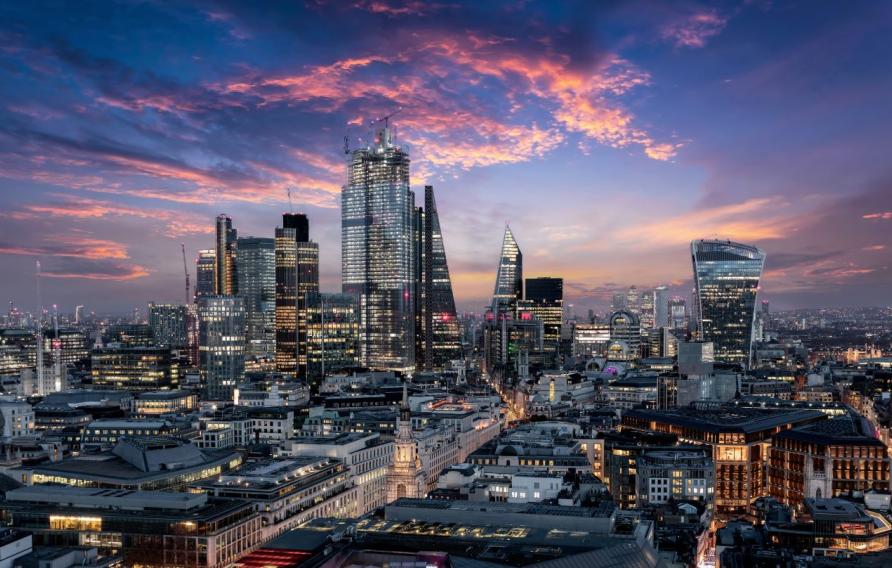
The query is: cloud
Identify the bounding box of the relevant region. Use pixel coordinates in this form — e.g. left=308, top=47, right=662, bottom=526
left=863, top=211, right=892, bottom=220
left=0, top=237, right=149, bottom=281
left=863, top=244, right=886, bottom=251
left=661, top=10, right=729, bottom=49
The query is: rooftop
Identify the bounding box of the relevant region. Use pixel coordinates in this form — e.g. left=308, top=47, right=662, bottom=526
left=5, top=486, right=207, bottom=510
left=624, top=406, right=824, bottom=434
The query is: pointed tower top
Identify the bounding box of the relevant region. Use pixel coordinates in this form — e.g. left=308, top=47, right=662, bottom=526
left=401, top=381, right=408, bottom=408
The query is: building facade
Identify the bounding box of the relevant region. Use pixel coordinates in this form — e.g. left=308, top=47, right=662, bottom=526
left=236, top=237, right=276, bottom=368
left=691, top=239, right=766, bottom=366
left=198, top=296, right=245, bottom=401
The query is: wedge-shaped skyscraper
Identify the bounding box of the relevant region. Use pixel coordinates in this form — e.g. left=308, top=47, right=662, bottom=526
left=491, top=225, right=523, bottom=314
left=691, top=239, right=766, bottom=366
left=416, top=185, right=461, bottom=370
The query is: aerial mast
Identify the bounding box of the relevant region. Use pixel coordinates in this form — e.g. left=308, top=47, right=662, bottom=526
left=35, top=261, right=44, bottom=396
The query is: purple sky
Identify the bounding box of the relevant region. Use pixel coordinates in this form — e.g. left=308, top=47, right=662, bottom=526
left=0, top=1, right=890, bottom=315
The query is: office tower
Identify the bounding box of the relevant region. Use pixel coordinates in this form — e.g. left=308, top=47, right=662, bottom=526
left=148, top=303, right=188, bottom=348
left=92, top=346, right=179, bottom=390
left=519, top=277, right=563, bottom=345
left=609, top=310, right=641, bottom=358
left=342, top=124, right=416, bottom=372
left=214, top=214, right=238, bottom=295
left=306, top=292, right=359, bottom=387
left=572, top=322, right=611, bottom=358
left=691, top=239, right=766, bottom=366
left=760, top=300, right=770, bottom=330
left=74, top=305, right=84, bottom=325
left=236, top=237, right=276, bottom=367
left=669, top=297, right=688, bottom=331
left=415, top=185, right=461, bottom=371
left=491, top=225, right=523, bottom=314
left=195, top=249, right=216, bottom=299
left=276, top=213, right=319, bottom=376
left=625, top=286, right=640, bottom=315
left=639, top=289, right=655, bottom=329
left=653, top=286, right=669, bottom=329
left=198, top=295, right=245, bottom=400
left=611, top=293, right=626, bottom=312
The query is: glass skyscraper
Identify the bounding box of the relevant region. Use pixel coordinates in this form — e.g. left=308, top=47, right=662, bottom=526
left=236, top=237, right=275, bottom=368
left=148, top=303, right=188, bottom=349
left=415, top=185, right=461, bottom=371
left=491, top=225, right=522, bottom=314
left=214, top=214, right=238, bottom=295
left=198, top=295, right=245, bottom=401
left=195, top=249, right=216, bottom=299
left=306, top=291, right=359, bottom=387
left=342, top=125, right=416, bottom=372
left=691, top=239, right=766, bottom=366
left=275, top=213, right=319, bottom=377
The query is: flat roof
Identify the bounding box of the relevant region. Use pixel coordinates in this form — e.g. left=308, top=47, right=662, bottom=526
left=6, top=486, right=206, bottom=510
left=624, top=407, right=824, bottom=434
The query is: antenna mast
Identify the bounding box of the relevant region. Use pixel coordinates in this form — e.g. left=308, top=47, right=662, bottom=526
left=287, top=187, right=294, bottom=214
left=181, top=243, right=191, bottom=304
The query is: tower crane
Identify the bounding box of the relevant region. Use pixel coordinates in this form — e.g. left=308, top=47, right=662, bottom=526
left=368, top=106, right=403, bottom=129
left=181, top=243, right=191, bottom=304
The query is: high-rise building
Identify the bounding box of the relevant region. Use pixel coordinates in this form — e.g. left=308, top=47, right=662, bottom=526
left=491, top=225, right=522, bottom=314
left=609, top=310, right=641, bottom=357
left=669, top=297, right=688, bottom=331
left=195, top=249, right=216, bottom=299
left=519, top=277, right=563, bottom=346
left=639, top=289, right=655, bottom=329
left=275, top=214, right=319, bottom=376
left=415, top=185, right=461, bottom=371
left=691, top=239, right=766, bottom=366
left=611, top=293, right=626, bottom=312
left=236, top=237, right=276, bottom=367
left=306, top=292, right=359, bottom=387
left=148, top=303, right=188, bottom=349
left=625, top=286, right=640, bottom=315
left=653, top=286, right=669, bottom=329
left=342, top=125, right=416, bottom=372
left=215, top=214, right=238, bottom=295
left=198, top=295, right=245, bottom=400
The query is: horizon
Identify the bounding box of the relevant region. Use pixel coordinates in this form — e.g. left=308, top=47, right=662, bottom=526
left=1, top=1, right=890, bottom=313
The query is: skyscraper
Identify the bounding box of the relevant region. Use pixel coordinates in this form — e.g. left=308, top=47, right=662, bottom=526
left=342, top=124, right=416, bottom=372
left=625, top=286, right=640, bottom=315
left=214, top=214, right=238, bottom=295
left=669, top=297, right=688, bottom=331
left=195, top=249, right=216, bottom=299
left=653, top=285, right=669, bottom=329
left=639, top=289, right=655, bottom=329
left=519, top=277, right=563, bottom=345
left=236, top=237, right=275, bottom=367
left=198, top=295, right=245, bottom=400
left=491, top=225, right=522, bottom=314
left=306, top=291, right=359, bottom=387
left=148, top=303, right=188, bottom=349
left=415, top=185, right=461, bottom=371
left=275, top=213, right=319, bottom=376
left=691, top=239, right=766, bottom=366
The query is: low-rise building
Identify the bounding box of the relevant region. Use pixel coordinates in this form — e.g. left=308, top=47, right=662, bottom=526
left=0, top=486, right=262, bottom=567
left=132, top=390, right=197, bottom=416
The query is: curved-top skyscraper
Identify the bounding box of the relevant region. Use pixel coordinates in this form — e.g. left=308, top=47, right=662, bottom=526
left=691, top=239, right=766, bottom=367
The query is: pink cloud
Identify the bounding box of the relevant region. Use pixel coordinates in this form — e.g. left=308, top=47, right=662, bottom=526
left=863, top=211, right=892, bottom=220
left=661, top=10, right=729, bottom=49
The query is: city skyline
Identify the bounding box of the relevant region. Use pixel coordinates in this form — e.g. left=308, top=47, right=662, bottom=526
left=1, top=1, right=891, bottom=314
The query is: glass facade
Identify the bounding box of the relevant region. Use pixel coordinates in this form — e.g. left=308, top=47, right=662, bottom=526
left=491, top=225, right=522, bottom=314
left=214, top=215, right=238, bottom=296
left=198, top=296, right=245, bottom=400
left=236, top=237, right=275, bottom=367
left=306, top=292, right=358, bottom=388
left=275, top=214, right=319, bottom=377
left=342, top=126, right=416, bottom=371
left=148, top=303, right=188, bottom=349
left=691, top=239, right=766, bottom=365
left=415, top=185, right=461, bottom=370
left=195, top=249, right=216, bottom=299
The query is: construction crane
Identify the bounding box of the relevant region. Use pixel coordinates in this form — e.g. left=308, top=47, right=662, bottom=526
left=368, top=106, right=403, bottom=129
left=181, top=243, right=191, bottom=304
left=35, top=261, right=44, bottom=396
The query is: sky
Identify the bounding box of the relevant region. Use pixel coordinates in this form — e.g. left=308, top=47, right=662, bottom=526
left=0, top=0, right=890, bottom=316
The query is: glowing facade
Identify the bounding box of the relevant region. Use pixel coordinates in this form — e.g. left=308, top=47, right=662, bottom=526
left=214, top=214, right=238, bottom=296
left=195, top=249, right=216, bottom=299
left=198, top=295, right=245, bottom=400
left=342, top=126, right=416, bottom=372
left=691, top=239, right=766, bottom=366
left=275, top=214, right=319, bottom=377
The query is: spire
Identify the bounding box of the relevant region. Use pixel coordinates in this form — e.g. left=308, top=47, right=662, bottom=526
left=401, top=381, right=408, bottom=409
